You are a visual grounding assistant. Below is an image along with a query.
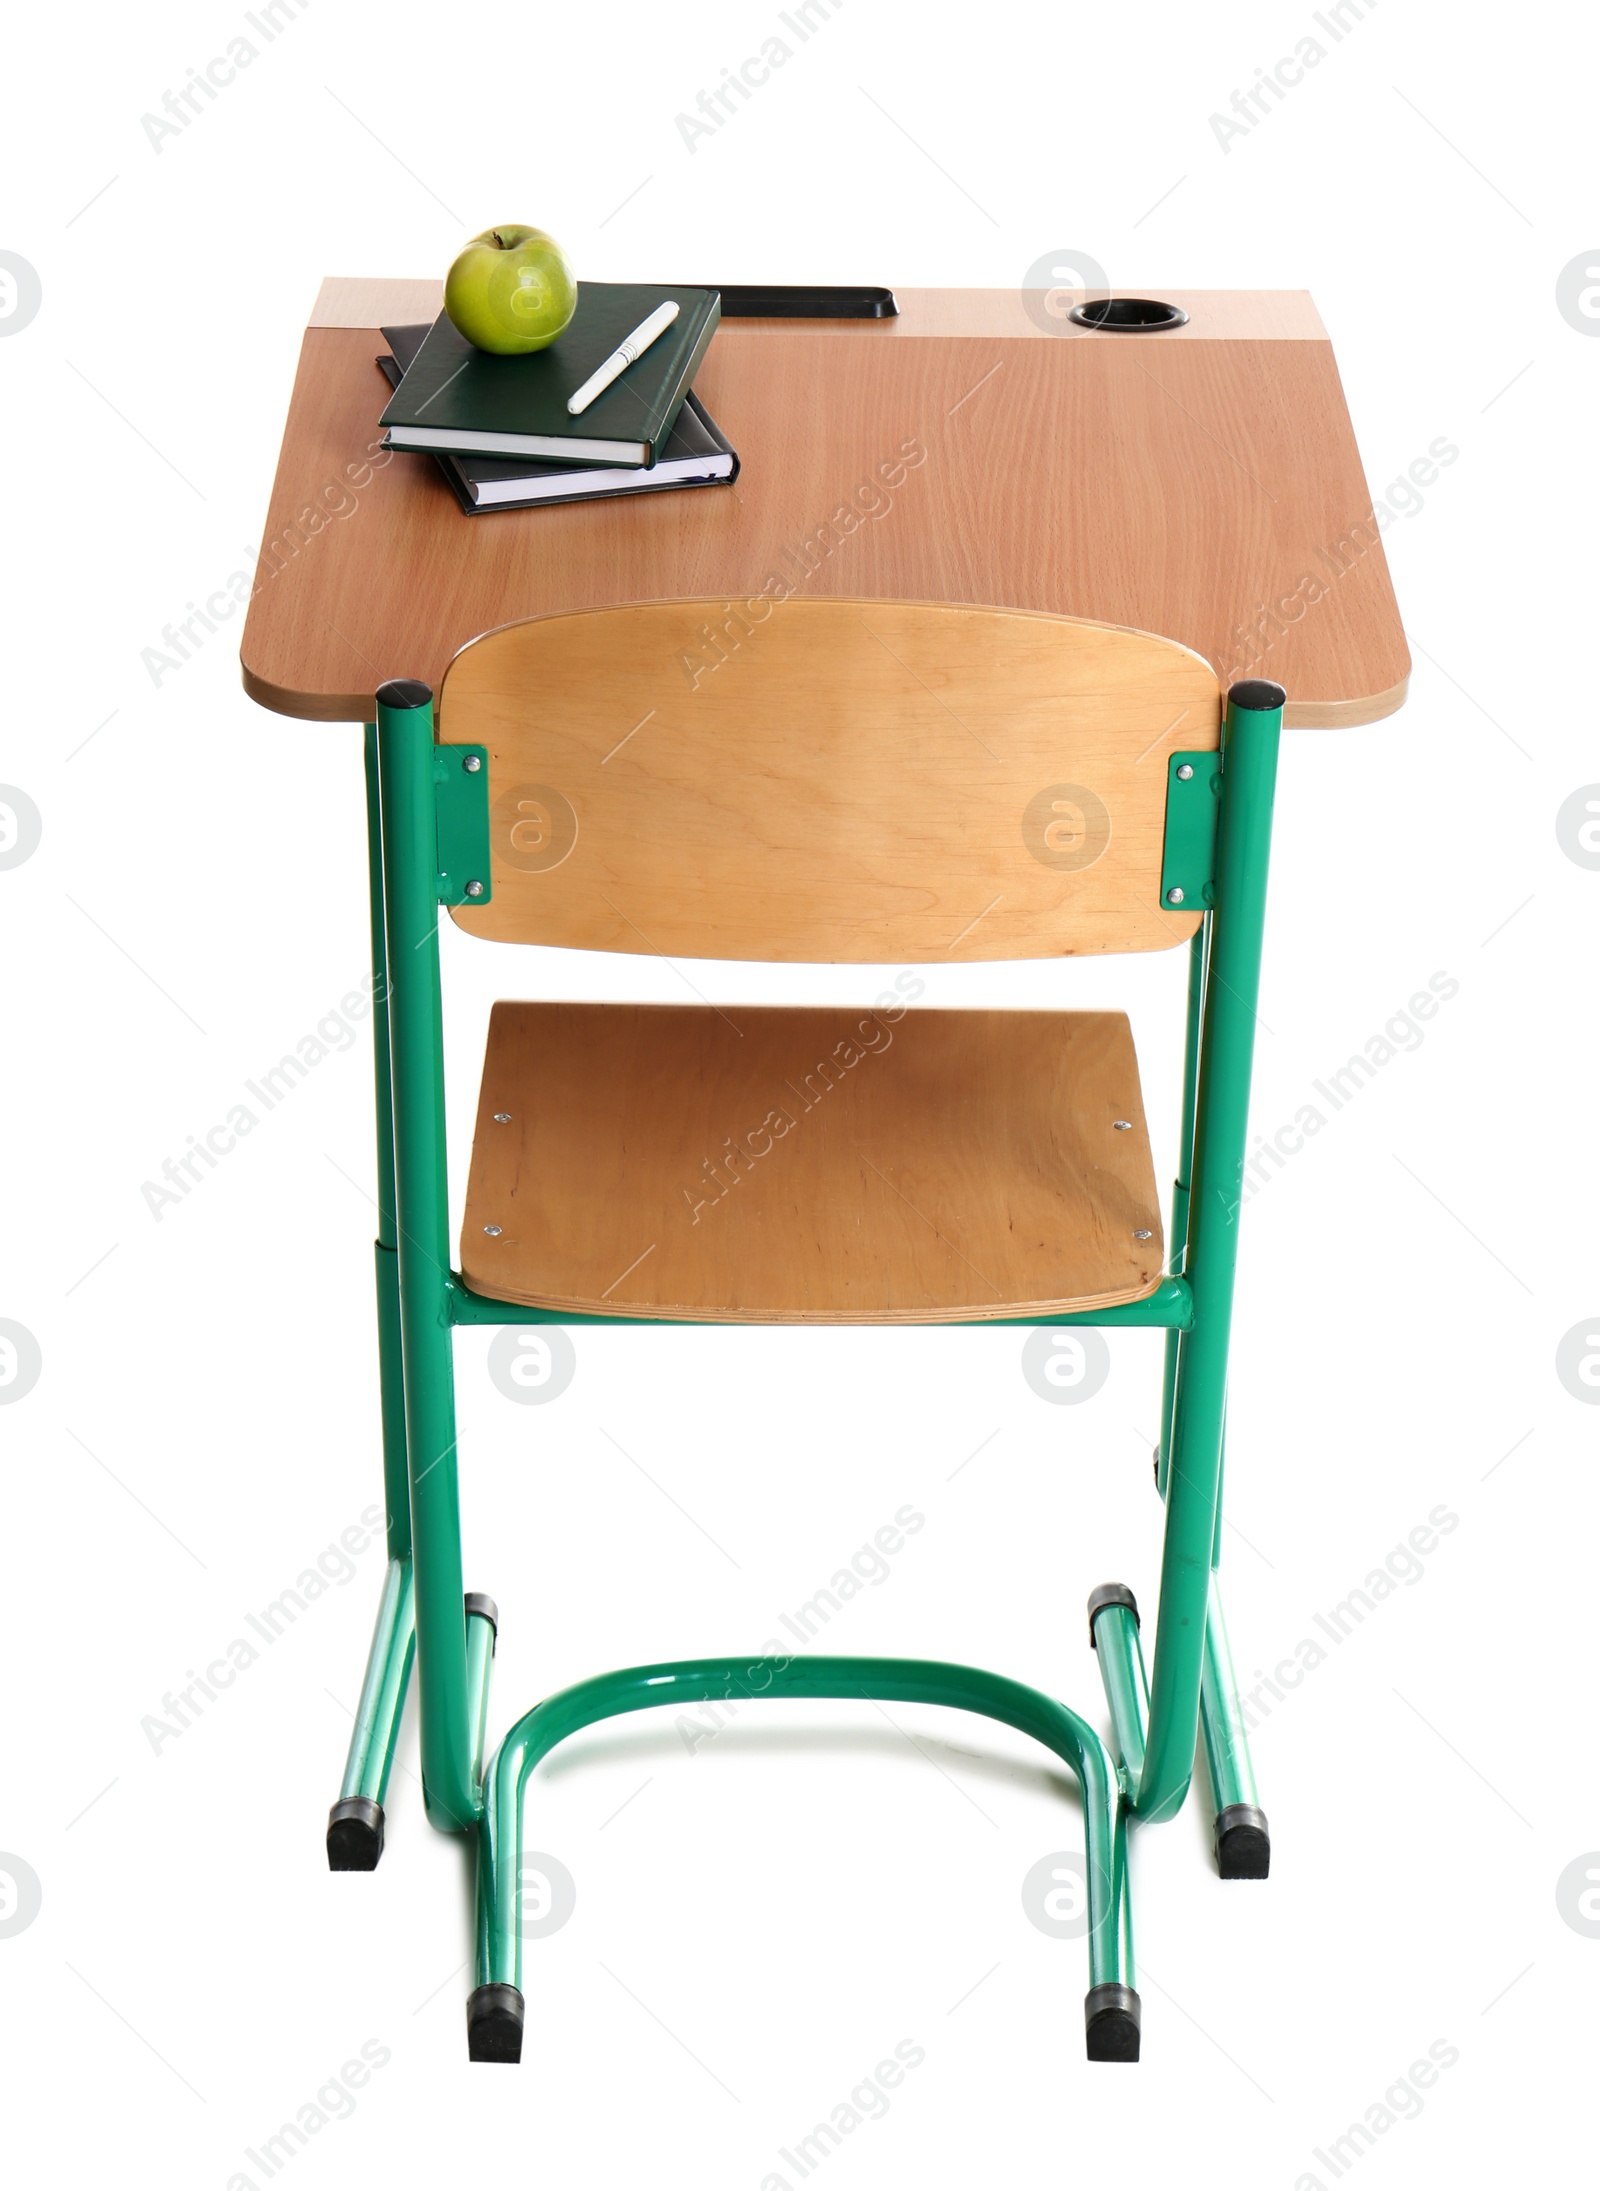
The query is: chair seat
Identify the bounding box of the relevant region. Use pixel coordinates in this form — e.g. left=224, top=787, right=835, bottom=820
left=461, top=1004, right=1165, bottom=1324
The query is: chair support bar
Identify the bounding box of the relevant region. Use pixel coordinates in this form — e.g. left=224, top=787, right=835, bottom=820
left=441, top=1271, right=1195, bottom=1331
left=471, top=1654, right=1135, bottom=2060
left=375, top=684, right=477, bottom=1833
left=1137, top=690, right=1281, bottom=1821
left=466, top=1599, right=497, bottom=1793
left=363, top=725, right=412, bottom=1565
left=1090, top=1598, right=1149, bottom=1792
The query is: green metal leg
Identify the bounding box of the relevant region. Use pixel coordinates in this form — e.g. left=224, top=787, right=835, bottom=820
left=1091, top=1598, right=1149, bottom=1791
left=324, top=728, right=420, bottom=1872
left=466, top=1598, right=498, bottom=1790
left=1137, top=690, right=1281, bottom=1824
left=467, top=1656, right=1137, bottom=2065
left=376, top=685, right=477, bottom=1836
left=1195, top=1408, right=1274, bottom=1869
left=1198, top=1580, right=1271, bottom=1877
left=1157, top=924, right=1206, bottom=1500
left=339, top=1559, right=417, bottom=1806
left=327, top=1557, right=417, bottom=1868
left=364, top=723, right=412, bottom=1562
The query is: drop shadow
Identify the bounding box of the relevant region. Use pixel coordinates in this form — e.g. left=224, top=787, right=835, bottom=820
left=530, top=1715, right=1086, bottom=1815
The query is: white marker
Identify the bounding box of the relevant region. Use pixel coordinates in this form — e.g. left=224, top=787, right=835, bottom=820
left=566, top=300, right=680, bottom=415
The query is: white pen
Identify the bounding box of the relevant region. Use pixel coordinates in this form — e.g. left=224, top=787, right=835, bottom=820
left=566, top=300, right=680, bottom=415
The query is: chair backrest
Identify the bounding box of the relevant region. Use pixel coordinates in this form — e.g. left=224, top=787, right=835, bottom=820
left=439, top=598, right=1219, bottom=961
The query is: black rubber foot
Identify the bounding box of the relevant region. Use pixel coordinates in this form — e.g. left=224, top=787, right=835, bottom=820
left=1084, top=1982, right=1142, bottom=2062
left=1214, top=1803, right=1271, bottom=1879
left=326, top=1796, right=384, bottom=1871
left=467, top=1983, right=525, bottom=2063
left=464, top=1591, right=499, bottom=1649
left=1087, top=1582, right=1140, bottom=1650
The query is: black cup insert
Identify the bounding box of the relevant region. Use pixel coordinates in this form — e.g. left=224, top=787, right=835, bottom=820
left=1068, top=297, right=1189, bottom=332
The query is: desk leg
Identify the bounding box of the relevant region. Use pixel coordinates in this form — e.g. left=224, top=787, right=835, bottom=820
left=326, top=722, right=421, bottom=1869
left=1199, top=1574, right=1271, bottom=1877
left=375, top=685, right=478, bottom=1836
left=328, top=1556, right=416, bottom=1868
left=365, top=721, right=413, bottom=1560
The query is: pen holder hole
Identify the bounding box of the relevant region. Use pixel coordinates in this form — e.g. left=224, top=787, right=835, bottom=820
left=1069, top=297, right=1189, bottom=332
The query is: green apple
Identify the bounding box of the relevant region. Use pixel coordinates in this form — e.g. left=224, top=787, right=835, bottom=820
left=443, top=226, right=577, bottom=355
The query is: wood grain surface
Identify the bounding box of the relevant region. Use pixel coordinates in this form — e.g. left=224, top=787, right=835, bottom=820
left=441, top=599, right=1218, bottom=961
left=240, top=287, right=1408, bottom=729
left=460, top=1002, right=1164, bottom=1322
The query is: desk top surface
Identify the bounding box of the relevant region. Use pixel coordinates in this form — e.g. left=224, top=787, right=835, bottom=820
left=240, top=282, right=1408, bottom=728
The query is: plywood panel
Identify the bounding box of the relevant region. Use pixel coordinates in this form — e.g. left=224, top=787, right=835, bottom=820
left=442, top=599, right=1217, bottom=961
left=461, top=1003, right=1164, bottom=1323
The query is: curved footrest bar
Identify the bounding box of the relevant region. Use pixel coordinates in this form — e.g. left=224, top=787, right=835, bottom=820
left=473, top=1654, right=1133, bottom=2060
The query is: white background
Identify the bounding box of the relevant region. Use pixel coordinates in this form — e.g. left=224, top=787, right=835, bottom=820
left=1, top=1, right=1595, bottom=2183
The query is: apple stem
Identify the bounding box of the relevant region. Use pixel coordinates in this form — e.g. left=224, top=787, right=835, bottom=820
left=491, top=230, right=506, bottom=249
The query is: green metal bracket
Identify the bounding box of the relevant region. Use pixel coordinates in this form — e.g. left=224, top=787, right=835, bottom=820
left=433, top=745, right=492, bottom=906
left=1158, top=751, right=1221, bottom=913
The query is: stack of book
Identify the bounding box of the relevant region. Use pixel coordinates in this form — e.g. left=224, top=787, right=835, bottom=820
left=376, top=282, right=735, bottom=514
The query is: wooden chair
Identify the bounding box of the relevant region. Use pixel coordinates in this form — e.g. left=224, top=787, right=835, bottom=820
left=327, top=597, right=1285, bottom=2066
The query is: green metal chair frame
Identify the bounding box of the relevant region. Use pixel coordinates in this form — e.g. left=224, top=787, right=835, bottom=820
left=326, top=667, right=1286, bottom=2066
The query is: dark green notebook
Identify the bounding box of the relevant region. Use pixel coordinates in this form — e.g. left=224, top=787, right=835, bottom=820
left=378, top=283, right=720, bottom=468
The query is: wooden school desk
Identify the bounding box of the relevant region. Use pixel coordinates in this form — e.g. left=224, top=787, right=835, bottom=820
left=240, top=279, right=1408, bottom=2064
left=242, top=281, right=1407, bottom=726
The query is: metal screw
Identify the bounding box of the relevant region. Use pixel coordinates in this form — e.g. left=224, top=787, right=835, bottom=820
left=1133, top=1229, right=1153, bottom=1240
left=1176, top=763, right=1194, bottom=781
left=465, top=879, right=485, bottom=898
left=493, top=1112, right=512, bottom=1124
left=463, top=754, right=482, bottom=772
left=483, top=1224, right=503, bottom=1237
left=1166, top=886, right=1185, bottom=905
left=1112, top=1120, right=1132, bottom=1131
